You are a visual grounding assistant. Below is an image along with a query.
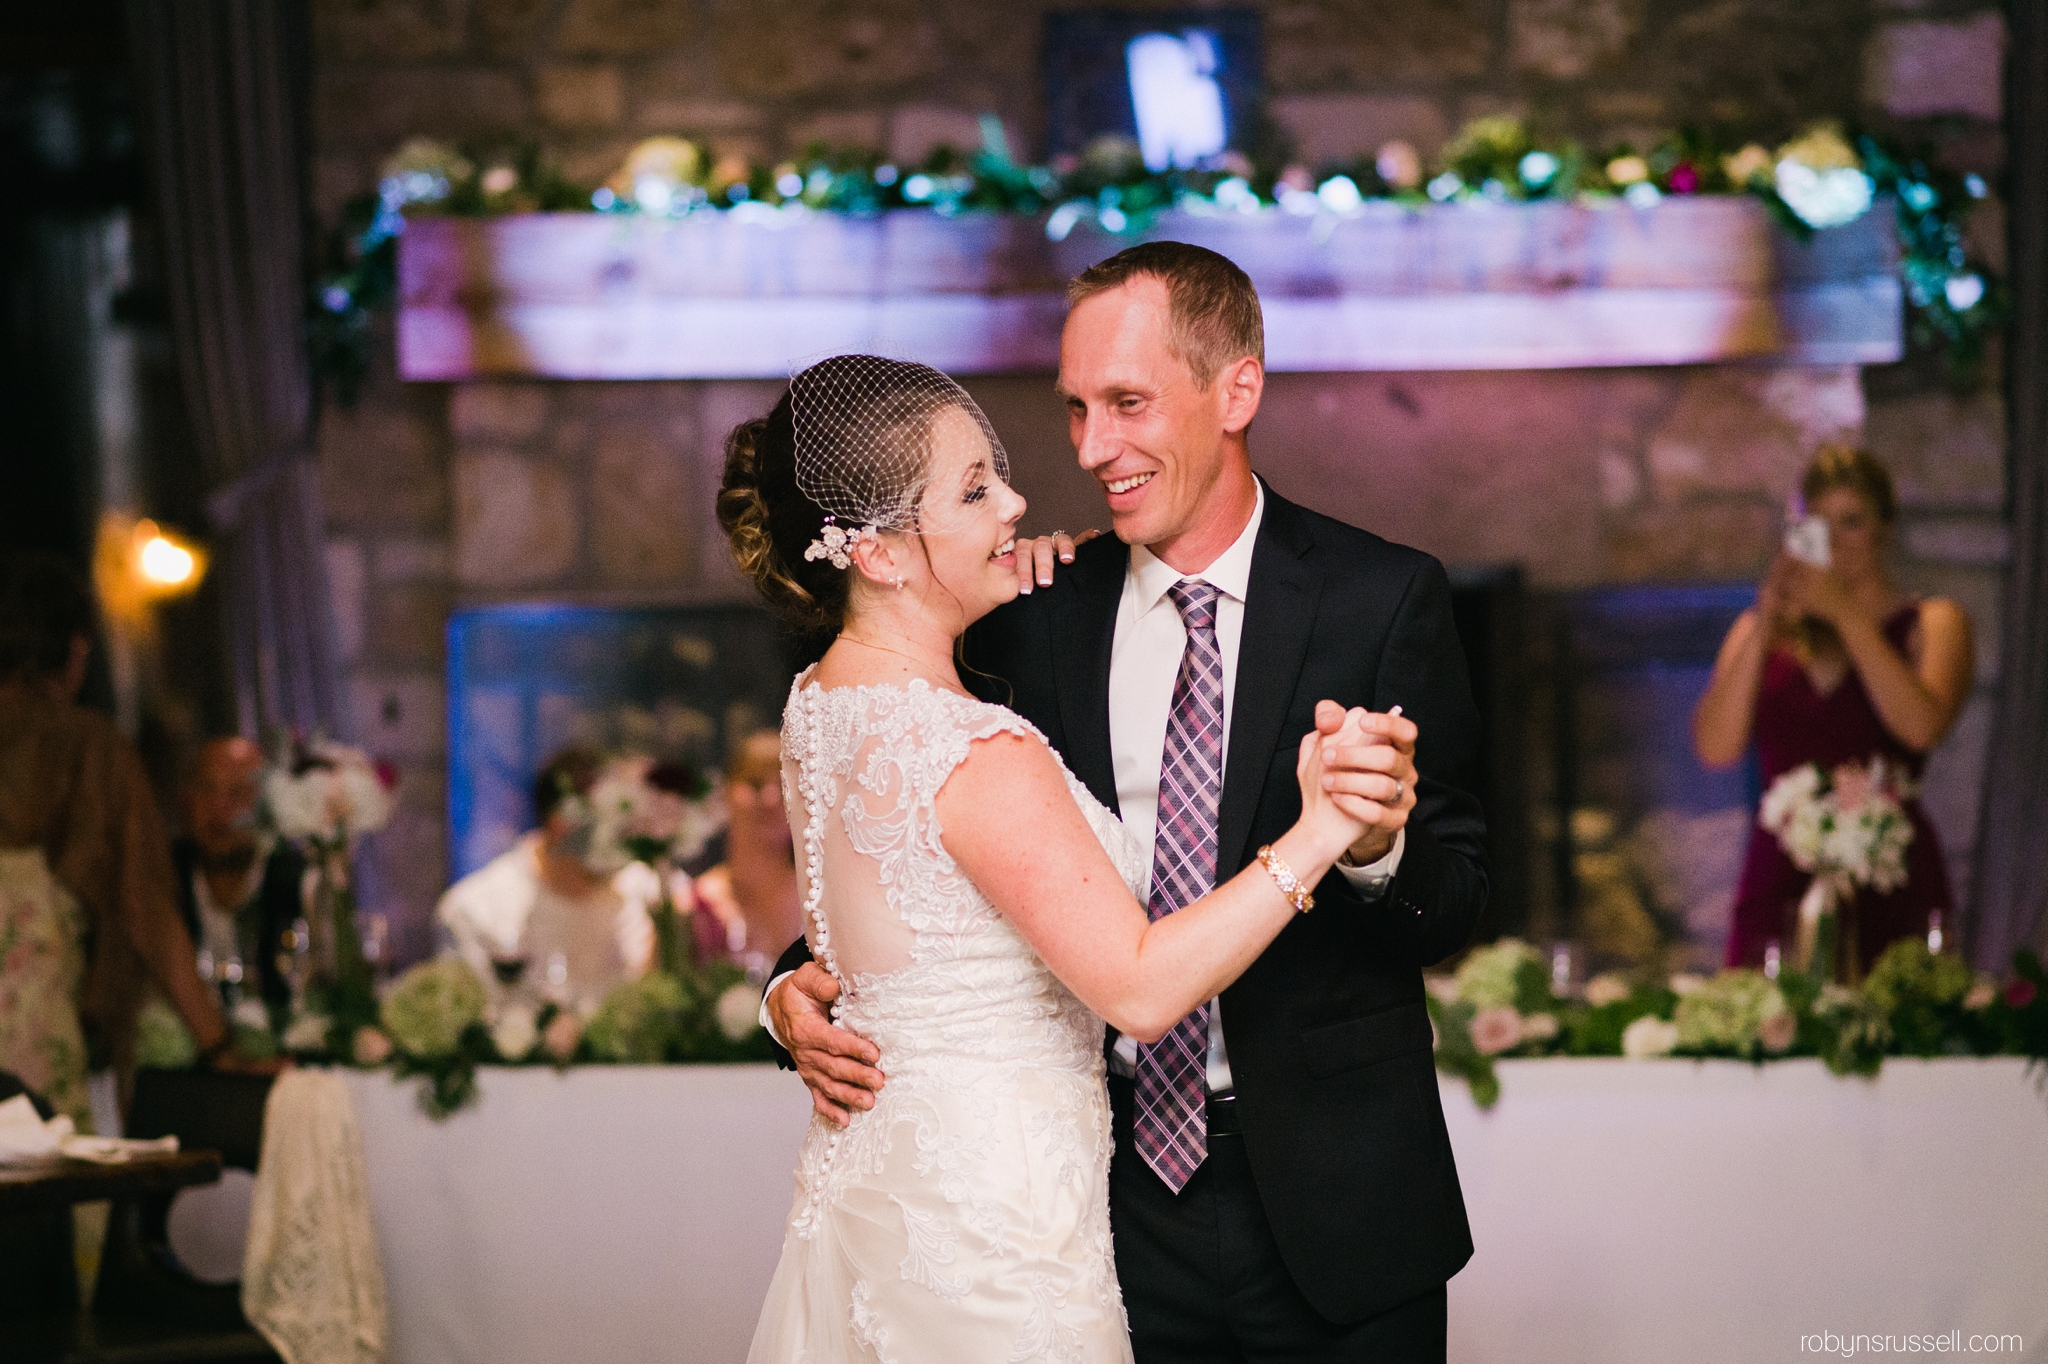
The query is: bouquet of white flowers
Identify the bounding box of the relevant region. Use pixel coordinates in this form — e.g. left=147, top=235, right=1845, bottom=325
left=1759, top=757, right=1916, bottom=979
left=263, top=736, right=397, bottom=1025
left=264, top=738, right=397, bottom=850
left=565, top=755, right=724, bottom=876
left=560, top=755, right=725, bottom=980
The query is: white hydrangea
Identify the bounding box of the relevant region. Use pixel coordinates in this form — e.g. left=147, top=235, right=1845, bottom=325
left=264, top=740, right=395, bottom=846
left=491, top=1006, right=539, bottom=1061
left=1621, top=1015, right=1679, bottom=1058
left=715, top=982, right=765, bottom=1043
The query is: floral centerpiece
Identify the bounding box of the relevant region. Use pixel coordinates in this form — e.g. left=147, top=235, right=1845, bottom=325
left=1423, top=936, right=2048, bottom=1110
left=304, top=951, right=772, bottom=1119
left=1759, top=757, right=1917, bottom=982
left=560, top=754, right=724, bottom=979
left=263, top=735, right=396, bottom=1047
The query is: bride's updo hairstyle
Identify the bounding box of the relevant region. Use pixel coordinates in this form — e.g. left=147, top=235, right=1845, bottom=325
left=715, top=355, right=1010, bottom=632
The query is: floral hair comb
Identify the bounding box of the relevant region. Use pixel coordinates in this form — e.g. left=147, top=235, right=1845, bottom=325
left=803, top=517, right=881, bottom=570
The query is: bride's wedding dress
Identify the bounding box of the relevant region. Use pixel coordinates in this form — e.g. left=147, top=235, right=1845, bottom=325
left=746, top=673, right=1144, bottom=1364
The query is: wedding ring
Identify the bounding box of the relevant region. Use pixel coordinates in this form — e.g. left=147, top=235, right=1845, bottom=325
left=1393, top=779, right=1405, bottom=803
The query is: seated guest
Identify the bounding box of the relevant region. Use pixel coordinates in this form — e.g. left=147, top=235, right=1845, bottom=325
left=1693, top=444, right=1974, bottom=977
left=174, top=736, right=308, bottom=1022
left=0, top=551, right=239, bottom=1123
left=690, top=729, right=799, bottom=967
left=436, top=747, right=657, bottom=1016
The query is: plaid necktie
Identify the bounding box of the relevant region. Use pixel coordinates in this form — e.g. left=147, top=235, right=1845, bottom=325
left=1133, top=580, right=1225, bottom=1193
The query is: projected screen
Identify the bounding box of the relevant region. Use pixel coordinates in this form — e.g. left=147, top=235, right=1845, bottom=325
left=1043, top=10, right=1261, bottom=168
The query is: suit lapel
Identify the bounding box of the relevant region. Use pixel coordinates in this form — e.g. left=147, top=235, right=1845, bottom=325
left=1051, top=538, right=1127, bottom=814
left=1217, top=489, right=1320, bottom=874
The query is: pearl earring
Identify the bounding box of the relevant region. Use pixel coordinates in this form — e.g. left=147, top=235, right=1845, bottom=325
left=892, top=575, right=905, bottom=589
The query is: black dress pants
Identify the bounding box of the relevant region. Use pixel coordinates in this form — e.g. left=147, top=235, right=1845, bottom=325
left=1108, top=1076, right=1447, bottom=1364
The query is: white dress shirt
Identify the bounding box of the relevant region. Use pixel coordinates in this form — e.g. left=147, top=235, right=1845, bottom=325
left=436, top=834, right=659, bottom=1018
left=1105, top=480, right=1401, bottom=1092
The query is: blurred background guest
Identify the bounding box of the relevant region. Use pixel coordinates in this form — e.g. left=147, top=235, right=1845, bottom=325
left=173, top=736, right=308, bottom=1024
left=690, top=729, right=799, bottom=973
left=1693, top=445, right=1975, bottom=976
left=0, top=551, right=237, bottom=1122
left=436, top=747, right=657, bottom=1016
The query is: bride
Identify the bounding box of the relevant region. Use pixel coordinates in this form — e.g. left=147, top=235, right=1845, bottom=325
left=716, top=355, right=1376, bottom=1362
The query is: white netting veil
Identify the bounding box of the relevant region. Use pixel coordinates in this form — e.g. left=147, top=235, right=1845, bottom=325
left=789, top=355, right=1010, bottom=567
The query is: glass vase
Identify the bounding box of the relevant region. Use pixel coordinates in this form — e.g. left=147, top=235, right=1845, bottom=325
left=649, top=874, right=695, bottom=981
left=309, top=843, right=377, bottom=1027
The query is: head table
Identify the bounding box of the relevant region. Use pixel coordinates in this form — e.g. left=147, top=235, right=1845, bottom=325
left=242, top=1059, right=2047, bottom=1364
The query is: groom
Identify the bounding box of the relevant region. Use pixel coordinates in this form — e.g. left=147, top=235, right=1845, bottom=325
left=766, top=241, right=1487, bottom=1361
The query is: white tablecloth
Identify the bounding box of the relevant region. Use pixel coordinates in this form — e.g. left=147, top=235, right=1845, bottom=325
left=1443, top=1058, right=2047, bottom=1364
left=342, top=1066, right=810, bottom=1364
left=336, top=1059, right=2048, bottom=1364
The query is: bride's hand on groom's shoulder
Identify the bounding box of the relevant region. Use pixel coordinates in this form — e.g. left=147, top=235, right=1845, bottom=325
left=769, top=963, right=885, bottom=1126
left=1308, top=699, right=1420, bottom=866
left=1012, top=529, right=1103, bottom=595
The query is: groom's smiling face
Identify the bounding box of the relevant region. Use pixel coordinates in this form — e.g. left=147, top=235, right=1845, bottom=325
left=1058, top=275, right=1256, bottom=565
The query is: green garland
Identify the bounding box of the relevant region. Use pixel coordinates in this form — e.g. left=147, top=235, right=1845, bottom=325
left=1428, top=939, right=2048, bottom=1110
left=309, top=115, right=2005, bottom=403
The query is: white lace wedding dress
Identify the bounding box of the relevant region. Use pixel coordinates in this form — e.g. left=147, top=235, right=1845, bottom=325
left=746, top=674, right=1145, bottom=1364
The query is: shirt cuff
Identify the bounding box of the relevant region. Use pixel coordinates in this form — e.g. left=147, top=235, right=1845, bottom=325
left=1335, top=827, right=1405, bottom=898
left=760, top=970, right=796, bottom=1047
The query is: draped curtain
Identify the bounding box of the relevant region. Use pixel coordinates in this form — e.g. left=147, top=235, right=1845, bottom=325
left=127, top=0, right=346, bottom=740
left=1969, top=1, right=2048, bottom=968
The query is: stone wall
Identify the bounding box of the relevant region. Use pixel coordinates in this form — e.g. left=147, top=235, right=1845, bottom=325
left=310, top=0, right=2012, bottom=961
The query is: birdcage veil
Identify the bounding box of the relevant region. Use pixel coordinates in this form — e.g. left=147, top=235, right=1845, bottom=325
left=789, top=355, right=1010, bottom=569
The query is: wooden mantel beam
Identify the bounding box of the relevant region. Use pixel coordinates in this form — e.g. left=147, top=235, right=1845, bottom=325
left=396, top=201, right=1902, bottom=380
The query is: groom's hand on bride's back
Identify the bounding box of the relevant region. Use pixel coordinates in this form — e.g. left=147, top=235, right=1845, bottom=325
left=769, top=963, right=885, bottom=1126
left=1011, top=529, right=1102, bottom=595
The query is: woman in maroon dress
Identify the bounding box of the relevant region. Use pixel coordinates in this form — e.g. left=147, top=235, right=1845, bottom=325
left=1693, top=445, right=1975, bottom=978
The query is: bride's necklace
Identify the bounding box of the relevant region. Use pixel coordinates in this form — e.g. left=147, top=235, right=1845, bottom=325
left=837, top=634, right=961, bottom=689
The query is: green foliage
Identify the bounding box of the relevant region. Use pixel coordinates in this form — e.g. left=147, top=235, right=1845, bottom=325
left=313, top=118, right=2004, bottom=398
left=1564, top=988, right=1676, bottom=1057
left=1863, top=939, right=1974, bottom=1056
left=381, top=958, right=488, bottom=1059
left=391, top=1021, right=497, bottom=1120
left=585, top=972, right=700, bottom=1063
left=1427, top=995, right=1500, bottom=1109
left=1672, top=970, right=1789, bottom=1059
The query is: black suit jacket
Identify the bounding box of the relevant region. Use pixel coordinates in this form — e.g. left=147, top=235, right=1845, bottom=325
left=774, top=480, right=1486, bottom=1322
left=171, top=837, right=304, bottom=1016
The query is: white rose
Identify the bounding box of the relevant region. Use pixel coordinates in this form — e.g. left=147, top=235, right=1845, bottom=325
left=1583, top=973, right=1632, bottom=1008
left=282, top=1012, right=333, bottom=1053
left=266, top=771, right=329, bottom=842
left=1519, top=1012, right=1560, bottom=1043
left=715, top=982, right=765, bottom=1042
left=492, top=1006, right=539, bottom=1060
left=1622, top=1015, right=1679, bottom=1058
left=338, top=760, right=395, bottom=835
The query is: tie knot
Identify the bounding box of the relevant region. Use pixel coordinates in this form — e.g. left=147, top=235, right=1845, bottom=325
left=1166, top=579, right=1220, bottom=634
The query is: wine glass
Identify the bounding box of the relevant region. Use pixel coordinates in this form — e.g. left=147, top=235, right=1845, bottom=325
left=361, top=913, right=392, bottom=986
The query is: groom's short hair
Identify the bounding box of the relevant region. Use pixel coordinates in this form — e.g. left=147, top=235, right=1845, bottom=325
left=1066, top=241, right=1264, bottom=388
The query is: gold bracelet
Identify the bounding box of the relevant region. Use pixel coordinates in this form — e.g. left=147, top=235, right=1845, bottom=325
left=1255, top=844, right=1315, bottom=914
